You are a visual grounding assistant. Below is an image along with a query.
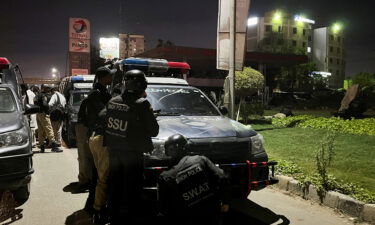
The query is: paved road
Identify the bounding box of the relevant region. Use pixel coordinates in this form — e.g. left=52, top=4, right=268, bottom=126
left=1, top=147, right=368, bottom=225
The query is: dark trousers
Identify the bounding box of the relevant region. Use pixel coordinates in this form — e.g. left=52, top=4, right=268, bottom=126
left=108, top=148, right=144, bottom=224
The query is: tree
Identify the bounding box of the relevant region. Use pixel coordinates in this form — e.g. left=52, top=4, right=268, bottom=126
left=257, top=32, right=305, bottom=55
left=156, top=39, right=175, bottom=48
left=278, top=62, right=317, bottom=92
left=234, top=67, right=265, bottom=123
left=352, top=72, right=375, bottom=88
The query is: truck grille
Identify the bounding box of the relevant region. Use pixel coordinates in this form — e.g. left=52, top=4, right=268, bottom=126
left=187, top=140, right=250, bottom=163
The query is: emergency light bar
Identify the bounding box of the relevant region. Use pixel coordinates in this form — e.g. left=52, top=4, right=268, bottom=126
left=0, top=57, right=11, bottom=70
left=71, top=75, right=95, bottom=82
left=71, top=76, right=84, bottom=81
left=119, top=58, right=190, bottom=74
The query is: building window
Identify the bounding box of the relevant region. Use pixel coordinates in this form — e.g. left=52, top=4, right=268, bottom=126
left=308, top=35, right=312, bottom=42
left=329, top=58, right=333, bottom=63
left=292, top=40, right=297, bottom=46
left=303, top=29, right=306, bottom=36
left=265, top=25, right=272, bottom=32
left=278, top=26, right=282, bottom=33
left=277, top=39, right=284, bottom=45
left=337, top=59, right=340, bottom=65
left=293, top=27, right=297, bottom=34
left=307, top=47, right=311, bottom=53
left=338, top=36, right=341, bottom=43
left=330, top=35, right=334, bottom=41
left=302, top=42, right=306, bottom=48
left=330, top=46, right=333, bottom=52
left=337, top=48, right=341, bottom=53
left=336, top=70, right=340, bottom=76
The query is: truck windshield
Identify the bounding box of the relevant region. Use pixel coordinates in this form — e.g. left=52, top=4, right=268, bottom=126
left=146, top=86, right=220, bottom=116
left=0, top=87, right=16, bottom=112
left=71, top=92, right=89, bottom=106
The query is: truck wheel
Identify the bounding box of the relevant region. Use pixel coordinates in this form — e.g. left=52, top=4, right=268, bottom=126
left=13, top=184, right=30, bottom=207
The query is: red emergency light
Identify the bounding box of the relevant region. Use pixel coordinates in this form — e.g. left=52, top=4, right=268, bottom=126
left=0, top=57, right=11, bottom=70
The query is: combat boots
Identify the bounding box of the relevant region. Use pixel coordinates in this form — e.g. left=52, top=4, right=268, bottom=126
left=51, top=142, right=63, bottom=153
left=39, top=144, right=45, bottom=153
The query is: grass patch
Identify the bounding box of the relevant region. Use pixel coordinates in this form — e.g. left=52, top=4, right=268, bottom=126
left=258, top=127, right=375, bottom=200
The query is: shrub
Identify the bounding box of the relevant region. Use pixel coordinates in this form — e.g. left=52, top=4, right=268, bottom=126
left=272, top=115, right=314, bottom=128
left=298, top=117, right=375, bottom=136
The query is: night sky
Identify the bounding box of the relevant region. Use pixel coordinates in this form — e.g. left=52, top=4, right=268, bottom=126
left=0, top=0, right=374, bottom=78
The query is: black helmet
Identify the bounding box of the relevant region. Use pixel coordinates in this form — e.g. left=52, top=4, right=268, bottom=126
left=41, top=84, right=52, bottom=92
left=164, top=134, right=188, bottom=159
left=124, top=69, right=147, bottom=93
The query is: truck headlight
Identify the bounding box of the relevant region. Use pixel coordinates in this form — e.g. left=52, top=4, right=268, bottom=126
left=151, top=139, right=166, bottom=158
left=0, top=127, right=29, bottom=148
left=250, top=134, right=266, bottom=155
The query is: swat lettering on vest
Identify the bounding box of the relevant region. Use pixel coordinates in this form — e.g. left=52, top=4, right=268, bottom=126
left=107, top=117, right=128, bottom=132
left=182, top=182, right=211, bottom=201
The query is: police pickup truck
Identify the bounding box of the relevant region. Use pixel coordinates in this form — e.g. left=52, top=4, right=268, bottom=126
left=60, top=75, right=94, bottom=147
left=113, top=58, right=278, bottom=199
left=0, top=57, right=38, bottom=206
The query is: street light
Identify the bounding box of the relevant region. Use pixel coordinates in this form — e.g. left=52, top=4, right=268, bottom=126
left=51, top=67, right=60, bottom=81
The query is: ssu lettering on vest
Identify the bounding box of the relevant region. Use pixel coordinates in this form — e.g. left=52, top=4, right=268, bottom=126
left=105, top=100, right=131, bottom=139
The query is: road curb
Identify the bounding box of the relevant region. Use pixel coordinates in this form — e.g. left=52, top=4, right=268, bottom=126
left=274, top=175, right=374, bottom=224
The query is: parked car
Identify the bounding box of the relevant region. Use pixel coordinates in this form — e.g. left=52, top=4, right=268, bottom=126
left=0, top=57, right=38, bottom=206
left=113, top=58, right=278, bottom=201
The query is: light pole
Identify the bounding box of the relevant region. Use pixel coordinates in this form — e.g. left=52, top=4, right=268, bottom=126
left=51, top=67, right=60, bottom=81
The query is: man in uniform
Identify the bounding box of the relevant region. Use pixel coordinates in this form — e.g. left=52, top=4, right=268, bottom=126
left=104, top=69, right=159, bottom=224
left=158, top=134, right=230, bottom=225
left=34, top=84, right=62, bottom=153
left=71, top=98, right=92, bottom=194
left=86, top=66, right=113, bottom=224
left=48, top=87, right=66, bottom=146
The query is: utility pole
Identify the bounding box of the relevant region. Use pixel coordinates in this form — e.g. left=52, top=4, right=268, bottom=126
left=229, top=0, right=236, bottom=119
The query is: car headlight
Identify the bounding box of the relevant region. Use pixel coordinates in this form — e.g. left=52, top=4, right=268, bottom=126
left=0, top=127, right=29, bottom=148
left=250, top=134, right=266, bottom=155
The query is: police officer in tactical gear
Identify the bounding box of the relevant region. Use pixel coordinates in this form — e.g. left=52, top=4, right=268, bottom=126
left=35, top=84, right=62, bottom=153
left=86, top=66, right=114, bottom=224
left=104, top=69, right=159, bottom=224
left=159, top=134, right=230, bottom=225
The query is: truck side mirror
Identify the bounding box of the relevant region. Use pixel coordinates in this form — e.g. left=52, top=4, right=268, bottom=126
left=219, top=106, right=228, bottom=115
left=24, top=104, right=40, bottom=115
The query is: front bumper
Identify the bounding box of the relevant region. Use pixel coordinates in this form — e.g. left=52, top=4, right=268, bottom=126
left=142, top=160, right=278, bottom=200
left=0, top=152, right=34, bottom=190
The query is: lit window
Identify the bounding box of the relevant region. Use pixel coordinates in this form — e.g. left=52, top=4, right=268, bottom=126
left=307, top=47, right=311, bottom=53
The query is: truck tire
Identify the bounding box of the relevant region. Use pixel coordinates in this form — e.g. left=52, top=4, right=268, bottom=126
left=13, top=184, right=30, bottom=207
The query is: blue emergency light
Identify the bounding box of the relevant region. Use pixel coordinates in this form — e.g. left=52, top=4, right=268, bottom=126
left=119, top=58, right=190, bottom=74
left=71, top=76, right=84, bottom=81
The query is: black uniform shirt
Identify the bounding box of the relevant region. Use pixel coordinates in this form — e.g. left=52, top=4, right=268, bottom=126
left=86, top=83, right=111, bottom=136
left=104, top=94, right=159, bottom=152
